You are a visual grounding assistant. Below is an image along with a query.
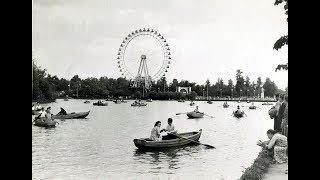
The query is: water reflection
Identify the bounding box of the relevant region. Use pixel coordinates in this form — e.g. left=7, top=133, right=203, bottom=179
left=133, top=144, right=202, bottom=171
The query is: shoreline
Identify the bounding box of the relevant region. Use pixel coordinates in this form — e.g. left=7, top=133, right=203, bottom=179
left=239, top=149, right=273, bottom=180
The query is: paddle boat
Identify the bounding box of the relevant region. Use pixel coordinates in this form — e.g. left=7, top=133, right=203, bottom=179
left=233, top=111, right=245, bottom=118
left=187, top=111, right=204, bottom=118
left=33, top=117, right=56, bottom=128
left=133, top=129, right=202, bottom=149
left=52, top=111, right=90, bottom=119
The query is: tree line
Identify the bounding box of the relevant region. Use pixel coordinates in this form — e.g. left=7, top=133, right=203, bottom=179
left=32, top=59, right=282, bottom=102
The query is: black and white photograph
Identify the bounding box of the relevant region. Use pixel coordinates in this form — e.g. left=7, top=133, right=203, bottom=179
left=32, top=0, right=288, bottom=179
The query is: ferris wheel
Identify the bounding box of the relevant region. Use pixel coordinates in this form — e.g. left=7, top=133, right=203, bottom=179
left=116, top=28, right=171, bottom=89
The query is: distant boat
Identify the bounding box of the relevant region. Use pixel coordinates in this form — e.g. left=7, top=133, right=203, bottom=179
left=262, top=102, right=273, bottom=105
left=52, top=111, right=90, bottom=119
left=64, top=98, right=69, bottom=101
left=178, top=99, right=185, bottom=102
left=249, top=105, right=256, bottom=109
left=233, top=111, right=244, bottom=118
left=223, top=103, right=229, bottom=108
left=93, top=101, right=108, bottom=106
left=131, top=101, right=147, bottom=107
left=190, top=101, right=195, bottom=106
left=207, top=100, right=213, bottom=104
left=146, top=99, right=152, bottom=102
left=84, top=100, right=90, bottom=104
left=187, top=111, right=204, bottom=118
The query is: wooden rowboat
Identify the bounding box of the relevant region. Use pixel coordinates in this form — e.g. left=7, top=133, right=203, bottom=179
left=52, top=111, right=90, bottom=119
left=233, top=111, right=244, bottom=118
left=134, top=129, right=202, bottom=149
left=187, top=111, right=204, bottom=118
left=207, top=100, right=213, bottom=104
left=33, top=118, right=56, bottom=128
left=249, top=106, right=256, bottom=109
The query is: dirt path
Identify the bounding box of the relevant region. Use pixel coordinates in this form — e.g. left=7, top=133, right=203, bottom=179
left=262, top=163, right=288, bottom=180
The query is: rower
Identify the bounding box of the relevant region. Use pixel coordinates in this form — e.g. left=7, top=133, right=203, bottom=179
left=235, top=105, right=241, bottom=114
left=57, top=107, right=67, bottom=115
left=162, top=118, right=178, bottom=140
left=194, top=106, right=199, bottom=113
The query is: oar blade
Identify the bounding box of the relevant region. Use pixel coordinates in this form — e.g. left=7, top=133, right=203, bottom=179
left=203, top=144, right=215, bottom=149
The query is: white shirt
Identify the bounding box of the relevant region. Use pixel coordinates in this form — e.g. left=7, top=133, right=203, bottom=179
left=166, top=124, right=176, bottom=133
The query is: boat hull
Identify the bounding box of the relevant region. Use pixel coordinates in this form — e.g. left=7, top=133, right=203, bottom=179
left=249, top=106, right=256, bottom=109
left=187, top=112, right=204, bottom=118
left=134, top=130, right=202, bottom=149
left=52, top=111, right=90, bottom=119
left=233, top=111, right=244, bottom=118
left=93, top=103, right=108, bottom=106
left=33, top=118, right=56, bottom=128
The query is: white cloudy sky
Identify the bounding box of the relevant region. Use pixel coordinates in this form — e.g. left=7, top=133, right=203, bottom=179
left=32, top=0, right=288, bottom=90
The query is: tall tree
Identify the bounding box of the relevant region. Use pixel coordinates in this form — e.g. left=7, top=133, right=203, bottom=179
left=235, top=69, right=245, bottom=97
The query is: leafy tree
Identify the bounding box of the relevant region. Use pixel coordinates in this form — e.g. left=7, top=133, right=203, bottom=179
left=274, top=0, right=288, bottom=71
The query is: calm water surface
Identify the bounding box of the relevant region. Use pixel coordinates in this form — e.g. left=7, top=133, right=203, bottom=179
left=32, top=99, right=273, bottom=179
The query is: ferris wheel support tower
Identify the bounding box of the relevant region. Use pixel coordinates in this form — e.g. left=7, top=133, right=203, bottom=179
left=134, top=55, right=152, bottom=89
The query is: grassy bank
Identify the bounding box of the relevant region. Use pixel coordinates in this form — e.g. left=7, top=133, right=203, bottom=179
left=240, top=149, right=273, bottom=180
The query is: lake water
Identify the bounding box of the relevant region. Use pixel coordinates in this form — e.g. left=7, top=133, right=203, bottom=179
left=32, top=99, right=273, bottom=179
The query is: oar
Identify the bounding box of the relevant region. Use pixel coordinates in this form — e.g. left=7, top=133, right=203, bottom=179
left=176, top=112, right=188, bottom=115
left=172, top=134, right=215, bottom=149
left=204, top=114, right=214, bottom=118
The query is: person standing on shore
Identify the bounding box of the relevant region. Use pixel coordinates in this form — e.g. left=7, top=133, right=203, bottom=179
left=281, top=95, right=288, bottom=137
left=272, top=94, right=282, bottom=132
left=276, top=95, right=286, bottom=133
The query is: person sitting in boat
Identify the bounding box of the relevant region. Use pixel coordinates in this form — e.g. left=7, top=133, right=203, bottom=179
left=235, top=105, right=242, bottom=114
left=150, top=121, right=165, bottom=141
left=36, top=107, right=45, bottom=119
left=257, top=129, right=288, bottom=164
left=162, top=118, right=178, bottom=140
left=57, top=107, right=67, bottom=115
left=194, top=106, right=199, bottom=113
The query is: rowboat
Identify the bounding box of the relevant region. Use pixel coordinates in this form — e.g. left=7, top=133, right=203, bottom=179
left=249, top=106, right=256, bottom=109
left=146, top=99, right=152, bottom=102
left=113, top=100, right=122, bottom=104
left=64, top=98, right=69, bottom=101
left=233, top=111, right=244, bottom=118
left=84, top=100, right=90, bottom=104
left=52, top=111, right=90, bottom=119
left=177, top=100, right=185, bottom=102
left=32, top=110, right=41, bottom=115
left=187, top=111, right=204, bottom=118
left=262, top=102, right=273, bottom=105
left=207, top=100, right=213, bottom=104
left=133, top=129, right=202, bottom=149
left=33, top=118, right=56, bottom=128
left=190, top=102, right=195, bottom=106
left=93, top=102, right=108, bottom=106
left=223, top=104, right=229, bottom=108
left=131, top=102, right=147, bottom=107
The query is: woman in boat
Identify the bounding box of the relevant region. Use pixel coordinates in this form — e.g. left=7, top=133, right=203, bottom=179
left=162, top=118, right=178, bottom=140
left=257, top=129, right=288, bottom=164
left=150, top=121, right=165, bottom=141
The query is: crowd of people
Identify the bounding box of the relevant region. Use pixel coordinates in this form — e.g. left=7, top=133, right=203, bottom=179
left=258, top=93, right=288, bottom=173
